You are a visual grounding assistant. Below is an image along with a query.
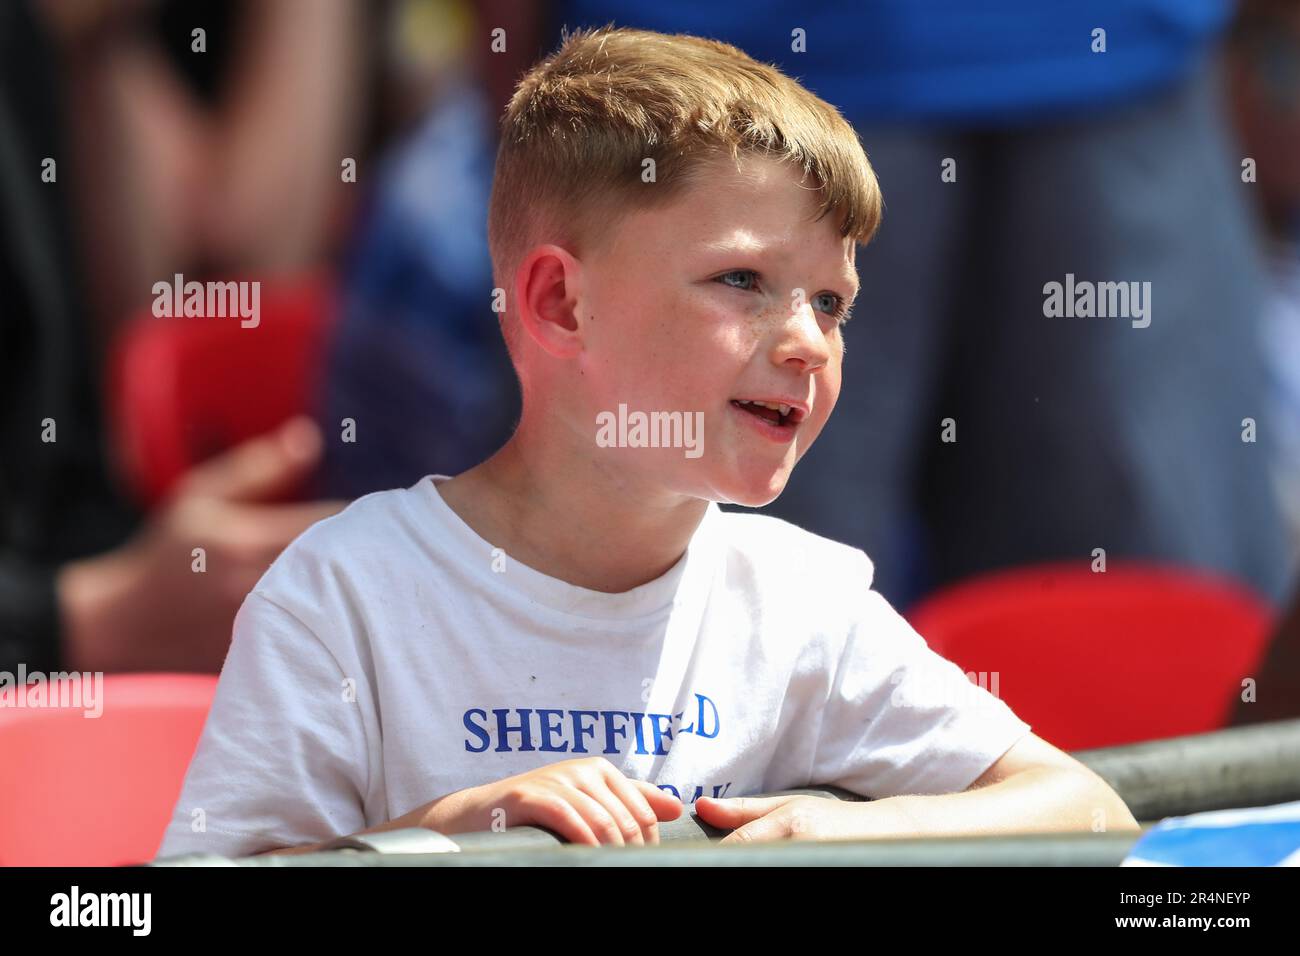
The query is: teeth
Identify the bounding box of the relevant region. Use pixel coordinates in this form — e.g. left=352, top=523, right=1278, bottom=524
left=734, top=399, right=797, bottom=418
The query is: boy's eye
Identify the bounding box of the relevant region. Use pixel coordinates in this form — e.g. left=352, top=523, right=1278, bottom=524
left=813, top=292, right=852, bottom=324
left=715, top=269, right=759, bottom=292
left=714, top=270, right=853, bottom=324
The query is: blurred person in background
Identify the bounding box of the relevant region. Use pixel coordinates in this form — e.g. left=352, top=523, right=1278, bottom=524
left=0, top=0, right=351, bottom=675
left=1226, top=0, right=1300, bottom=727
left=320, top=0, right=541, bottom=496
left=543, top=0, right=1292, bottom=609
left=1228, top=0, right=1300, bottom=564
left=40, top=0, right=374, bottom=334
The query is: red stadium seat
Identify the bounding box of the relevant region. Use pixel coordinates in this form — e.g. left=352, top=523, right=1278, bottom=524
left=0, top=673, right=217, bottom=866
left=108, top=274, right=335, bottom=507
left=906, top=562, right=1276, bottom=751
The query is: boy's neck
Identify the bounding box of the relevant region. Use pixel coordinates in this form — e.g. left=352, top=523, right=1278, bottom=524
left=436, top=426, right=712, bottom=594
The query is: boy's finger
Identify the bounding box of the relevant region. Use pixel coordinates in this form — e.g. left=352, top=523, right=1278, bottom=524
left=694, top=794, right=797, bottom=827
left=601, top=775, right=662, bottom=844
left=718, top=813, right=790, bottom=845
left=563, top=787, right=626, bottom=846
left=632, top=779, right=686, bottom=819
left=576, top=781, right=645, bottom=845
left=523, top=792, right=600, bottom=846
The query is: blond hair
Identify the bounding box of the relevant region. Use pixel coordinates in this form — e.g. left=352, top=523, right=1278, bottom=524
left=488, top=24, right=882, bottom=357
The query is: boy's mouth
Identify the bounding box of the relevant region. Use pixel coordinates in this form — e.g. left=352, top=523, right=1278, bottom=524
left=729, top=398, right=807, bottom=429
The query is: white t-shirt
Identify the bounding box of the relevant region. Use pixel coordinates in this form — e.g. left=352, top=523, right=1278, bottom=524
left=159, top=475, right=1030, bottom=858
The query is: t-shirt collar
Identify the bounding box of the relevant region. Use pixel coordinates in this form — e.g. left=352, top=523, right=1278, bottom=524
left=414, top=474, right=723, bottom=622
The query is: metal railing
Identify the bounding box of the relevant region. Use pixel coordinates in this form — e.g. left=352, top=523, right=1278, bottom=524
left=153, top=718, right=1300, bottom=867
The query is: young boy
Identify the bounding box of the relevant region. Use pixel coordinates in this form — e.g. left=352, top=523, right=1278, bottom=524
left=159, top=25, right=1137, bottom=858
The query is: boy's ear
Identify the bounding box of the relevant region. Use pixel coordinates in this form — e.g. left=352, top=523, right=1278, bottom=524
left=515, top=244, right=584, bottom=359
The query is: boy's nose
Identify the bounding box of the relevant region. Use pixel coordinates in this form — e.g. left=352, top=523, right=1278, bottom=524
left=771, top=302, right=832, bottom=373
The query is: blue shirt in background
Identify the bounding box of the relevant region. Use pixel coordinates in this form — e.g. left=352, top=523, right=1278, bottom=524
left=553, top=0, right=1231, bottom=124
left=320, top=81, right=518, bottom=497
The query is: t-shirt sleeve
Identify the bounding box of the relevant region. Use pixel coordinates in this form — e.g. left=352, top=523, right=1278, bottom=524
left=811, top=588, right=1032, bottom=798
left=156, top=590, right=371, bottom=860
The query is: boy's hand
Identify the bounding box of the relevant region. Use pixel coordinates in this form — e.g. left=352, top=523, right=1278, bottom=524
left=421, top=757, right=684, bottom=846
left=696, top=794, right=911, bottom=843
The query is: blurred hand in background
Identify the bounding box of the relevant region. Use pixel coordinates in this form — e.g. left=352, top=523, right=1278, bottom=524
left=58, top=417, right=344, bottom=673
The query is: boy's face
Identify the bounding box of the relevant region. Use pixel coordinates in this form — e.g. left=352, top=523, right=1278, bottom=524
left=573, top=152, right=859, bottom=507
